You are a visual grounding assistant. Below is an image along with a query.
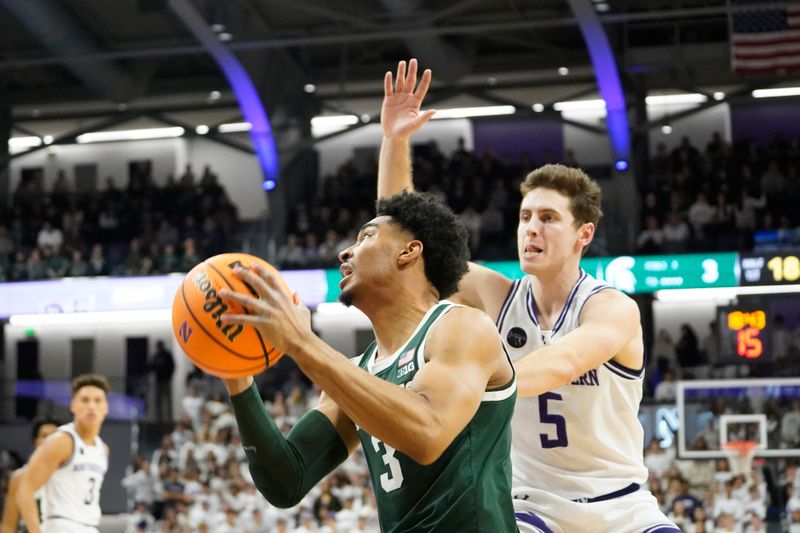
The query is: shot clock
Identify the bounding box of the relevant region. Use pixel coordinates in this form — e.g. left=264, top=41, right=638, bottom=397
left=717, top=302, right=772, bottom=362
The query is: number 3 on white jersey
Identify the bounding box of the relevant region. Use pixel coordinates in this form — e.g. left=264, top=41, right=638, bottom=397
left=371, top=436, right=404, bottom=492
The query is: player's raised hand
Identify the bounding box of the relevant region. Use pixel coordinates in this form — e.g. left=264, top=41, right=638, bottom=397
left=220, top=264, right=311, bottom=357
left=382, top=58, right=436, bottom=141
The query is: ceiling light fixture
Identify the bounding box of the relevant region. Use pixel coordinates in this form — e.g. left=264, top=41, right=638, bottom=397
left=430, top=105, right=516, bottom=119
left=217, top=122, right=252, bottom=133
left=752, top=87, right=800, bottom=98
left=75, top=127, right=185, bottom=144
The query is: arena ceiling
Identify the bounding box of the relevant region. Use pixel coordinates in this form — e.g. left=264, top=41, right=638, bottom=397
left=0, top=0, right=798, bottom=139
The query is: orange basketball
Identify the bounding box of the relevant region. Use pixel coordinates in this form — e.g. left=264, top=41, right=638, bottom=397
left=171, top=253, right=291, bottom=379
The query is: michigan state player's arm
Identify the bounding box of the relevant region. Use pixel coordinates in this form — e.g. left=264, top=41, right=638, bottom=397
left=515, top=289, right=643, bottom=397
left=224, top=377, right=360, bottom=508
left=16, top=432, right=73, bottom=533
left=285, top=306, right=505, bottom=465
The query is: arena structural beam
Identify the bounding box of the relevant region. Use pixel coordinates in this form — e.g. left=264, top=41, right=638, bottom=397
left=0, top=4, right=768, bottom=71
left=462, top=87, right=608, bottom=136
left=144, top=112, right=255, bottom=155
left=4, top=112, right=142, bottom=162
left=633, top=84, right=760, bottom=135
left=568, top=0, right=631, bottom=166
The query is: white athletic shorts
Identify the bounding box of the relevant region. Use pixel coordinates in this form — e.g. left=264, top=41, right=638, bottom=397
left=42, top=517, right=100, bottom=533
left=512, top=485, right=684, bottom=533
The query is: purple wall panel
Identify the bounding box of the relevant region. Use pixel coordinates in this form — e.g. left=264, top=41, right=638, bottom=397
left=731, top=99, right=800, bottom=147
left=472, top=117, right=563, bottom=164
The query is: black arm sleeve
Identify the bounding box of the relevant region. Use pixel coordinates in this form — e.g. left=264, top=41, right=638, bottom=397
left=229, top=382, right=349, bottom=507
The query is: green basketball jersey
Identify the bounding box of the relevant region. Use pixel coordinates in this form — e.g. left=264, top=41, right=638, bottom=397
left=356, top=302, right=517, bottom=533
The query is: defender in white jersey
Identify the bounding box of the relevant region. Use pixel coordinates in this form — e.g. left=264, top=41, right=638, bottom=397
left=377, top=59, right=681, bottom=532
left=16, top=374, right=110, bottom=533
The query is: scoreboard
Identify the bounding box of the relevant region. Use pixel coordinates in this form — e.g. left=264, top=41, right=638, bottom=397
left=740, top=251, right=800, bottom=286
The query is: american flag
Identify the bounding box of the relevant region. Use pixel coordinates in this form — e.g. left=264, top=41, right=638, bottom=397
left=730, top=0, right=800, bottom=74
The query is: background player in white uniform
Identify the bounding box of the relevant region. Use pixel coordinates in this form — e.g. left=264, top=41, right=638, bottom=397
left=16, top=374, right=110, bottom=533
left=377, top=59, right=682, bottom=533
left=1, top=418, right=59, bottom=533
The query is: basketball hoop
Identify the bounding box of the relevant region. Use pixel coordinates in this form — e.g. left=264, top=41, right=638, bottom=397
left=723, top=441, right=759, bottom=479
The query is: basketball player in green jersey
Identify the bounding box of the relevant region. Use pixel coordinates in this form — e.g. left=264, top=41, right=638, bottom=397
left=219, top=191, right=517, bottom=532
left=1, top=418, right=59, bottom=533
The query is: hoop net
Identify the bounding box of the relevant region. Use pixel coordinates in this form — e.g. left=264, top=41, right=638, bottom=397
left=723, top=441, right=759, bottom=478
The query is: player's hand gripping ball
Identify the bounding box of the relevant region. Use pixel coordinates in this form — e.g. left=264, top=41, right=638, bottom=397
left=171, top=253, right=291, bottom=378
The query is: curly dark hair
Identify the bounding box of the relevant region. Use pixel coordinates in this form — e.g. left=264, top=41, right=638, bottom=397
left=376, top=191, right=469, bottom=299
left=31, top=417, right=60, bottom=441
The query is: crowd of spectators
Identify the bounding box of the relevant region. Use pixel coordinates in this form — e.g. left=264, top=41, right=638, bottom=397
left=0, top=164, right=238, bottom=281
left=118, top=371, right=379, bottom=532
left=114, top=374, right=800, bottom=532
left=278, top=132, right=800, bottom=270
left=2, top=132, right=797, bottom=278
left=637, top=133, right=800, bottom=254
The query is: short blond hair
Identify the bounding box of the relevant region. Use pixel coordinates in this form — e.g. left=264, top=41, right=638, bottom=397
left=520, top=164, right=603, bottom=228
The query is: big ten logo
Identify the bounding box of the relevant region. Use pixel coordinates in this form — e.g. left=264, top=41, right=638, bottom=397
left=727, top=310, right=766, bottom=359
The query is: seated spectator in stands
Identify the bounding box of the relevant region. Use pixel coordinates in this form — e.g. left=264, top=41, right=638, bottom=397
left=667, top=499, right=690, bottom=531
left=479, top=199, right=505, bottom=259
left=712, top=481, right=742, bottom=522
left=122, top=458, right=158, bottom=512
left=302, top=232, right=320, bottom=267
left=677, top=323, right=702, bottom=370
left=654, top=370, right=678, bottom=402
left=180, top=238, right=201, bottom=271
left=36, top=220, right=63, bottom=252
left=26, top=248, right=46, bottom=279
left=42, top=245, right=68, bottom=278
left=317, top=229, right=342, bottom=268
left=9, top=250, right=27, bottom=281
left=710, top=191, right=736, bottom=249
left=155, top=220, right=180, bottom=248
left=66, top=249, right=90, bottom=277
left=88, top=243, right=109, bottom=276
left=782, top=400, right=800, bottom=449
left=459, top=205, right=482, bottom=255
left=662, top=211, right=690, bottom=253
left=277, top=233, right=305, bottom=270
left=123, top=238, right=145, bottom=275
left=637, top=215, right=664, bottom=254
left=644, top=439, right=674, bottom=479
left=688, top=192, right=715, bottom=246
left=97, top=203, right=120, bottom=242
left=125, top=501, right=155, bottom=533
left=689, top=506, right=714, bottom=533
left=733, top=188, right=766, bottom=247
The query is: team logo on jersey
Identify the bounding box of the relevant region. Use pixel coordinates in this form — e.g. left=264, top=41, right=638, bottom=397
left=507, top=327, right=527, bottom=348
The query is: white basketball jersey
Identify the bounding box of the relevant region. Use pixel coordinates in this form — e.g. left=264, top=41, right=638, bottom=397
left=42, top=423, right=107, bottom=527
left=496, top=270, right=648, bottom=500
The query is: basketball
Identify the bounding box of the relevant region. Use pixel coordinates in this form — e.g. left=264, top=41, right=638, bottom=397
left=171, top=252, right=291, bottom=379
